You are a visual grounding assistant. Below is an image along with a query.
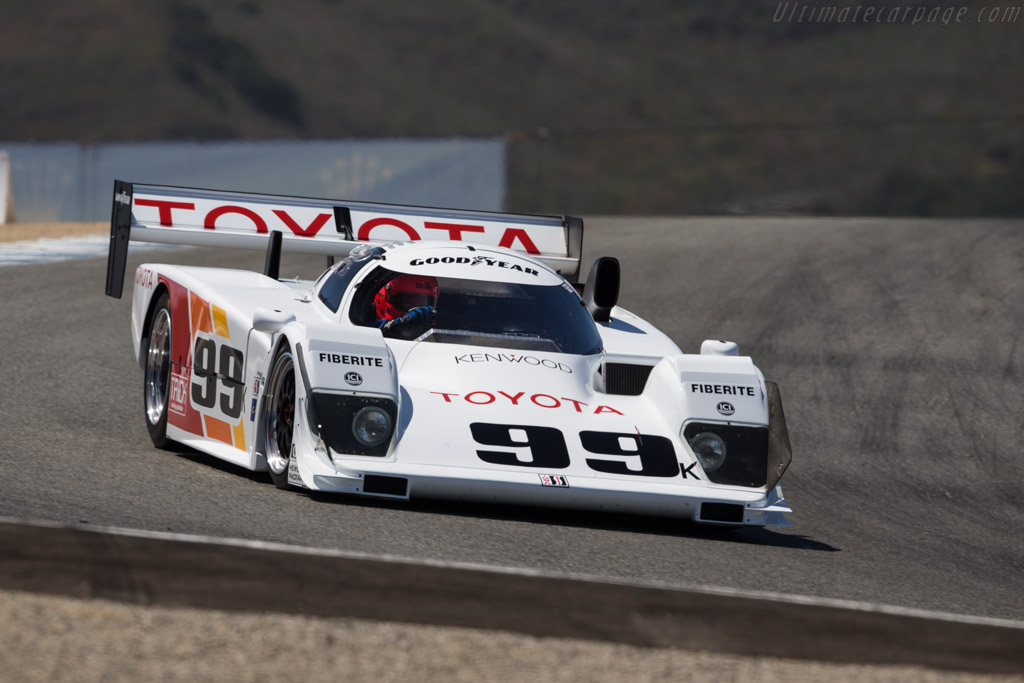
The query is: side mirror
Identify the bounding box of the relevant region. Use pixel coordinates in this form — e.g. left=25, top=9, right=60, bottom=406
left=253, top=308, right=295, bottom=334
left=582, top=257, right=620, bottom=323
left=263, top=230, right=282, bottom=280
left=700, top=339, right=739, bottom=356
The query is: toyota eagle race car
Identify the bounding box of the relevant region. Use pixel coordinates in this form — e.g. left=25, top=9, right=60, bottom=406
left=105, top=181, right=792, bottom=527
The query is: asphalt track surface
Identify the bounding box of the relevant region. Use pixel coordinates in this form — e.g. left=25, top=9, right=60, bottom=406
left=1, top=217, right=1023, bottom=662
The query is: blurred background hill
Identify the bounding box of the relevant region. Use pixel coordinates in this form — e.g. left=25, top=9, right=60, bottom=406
left=1, top=0, right=1021, bottom=215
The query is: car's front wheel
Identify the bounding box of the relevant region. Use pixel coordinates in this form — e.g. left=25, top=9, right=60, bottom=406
left=264, top=345, right=296, bottom=489
left=144, top=292, right=173, bottom=449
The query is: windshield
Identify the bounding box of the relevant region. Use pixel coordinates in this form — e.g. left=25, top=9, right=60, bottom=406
left=351, top=268, right=603, bottom=355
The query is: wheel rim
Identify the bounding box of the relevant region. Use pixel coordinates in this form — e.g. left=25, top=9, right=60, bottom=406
left=265, top=352, right=296, bottom=476
left=145, top=308, right=171, bottom=426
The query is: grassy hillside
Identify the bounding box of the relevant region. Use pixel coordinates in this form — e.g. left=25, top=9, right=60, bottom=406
left=1, top=0, right=1021, bottom=215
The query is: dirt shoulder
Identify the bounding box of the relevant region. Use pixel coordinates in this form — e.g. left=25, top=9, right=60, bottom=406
left=0, top=222, right=106, bottom=243
left=0, top=590, right=1009, bottom=683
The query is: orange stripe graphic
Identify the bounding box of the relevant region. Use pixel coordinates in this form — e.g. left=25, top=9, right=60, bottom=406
left=204, top=415, right=233, bottom=446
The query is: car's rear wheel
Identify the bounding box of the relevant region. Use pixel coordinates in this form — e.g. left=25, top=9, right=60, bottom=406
left=264, top=346, right=296, bottom=489
left=144, top=292, right=173, bottom=449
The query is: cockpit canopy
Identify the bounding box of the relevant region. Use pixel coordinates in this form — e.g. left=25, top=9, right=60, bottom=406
left=317, top=245, right=603, bottom=355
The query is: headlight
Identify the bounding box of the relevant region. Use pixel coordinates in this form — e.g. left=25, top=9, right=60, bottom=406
left=352, top=406, right=392, bottom=447
left=689, top=431, right=727, bottom=472
left=312, top=393, right=397, bottom=457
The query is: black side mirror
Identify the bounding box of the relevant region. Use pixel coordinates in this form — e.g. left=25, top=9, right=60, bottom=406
left=582, top=257, right=619, bottom=322
left=263, top=229, right=282, bottom=280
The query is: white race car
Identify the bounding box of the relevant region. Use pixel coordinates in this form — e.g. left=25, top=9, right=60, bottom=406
left=105, top=181, right=792, bottom=527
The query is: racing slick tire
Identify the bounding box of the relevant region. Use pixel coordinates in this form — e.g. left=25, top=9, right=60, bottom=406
left=264, top=345, right=297, bottom=490
left=143, top=291, right=174, bottom=449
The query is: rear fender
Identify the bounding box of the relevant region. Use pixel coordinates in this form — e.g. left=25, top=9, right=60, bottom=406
left=131, top=265, right=164, bottom=368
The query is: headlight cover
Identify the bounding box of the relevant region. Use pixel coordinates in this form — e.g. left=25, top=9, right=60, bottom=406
left=311, top=393, right=398, bottom=457
left=682, top=422, right=769, bottom=487
left=352, top=406, right=393, bottom=447
left=689, top=431, right=727, bottom=472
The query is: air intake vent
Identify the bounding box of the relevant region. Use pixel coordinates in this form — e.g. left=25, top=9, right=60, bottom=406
left=700, top=502, right=744, bottom=524
left=604, top=363, right=653, bottom=396
left=363, top=475, right=408, bottom=497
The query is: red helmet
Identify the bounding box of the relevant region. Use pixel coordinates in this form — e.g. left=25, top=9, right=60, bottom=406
left=374, top=274, right=439, bottom=321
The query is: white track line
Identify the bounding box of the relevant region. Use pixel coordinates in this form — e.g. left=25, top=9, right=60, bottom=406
left=0, top=235, right=182, bottom=267
left=3, top=515, right=1023, bottom=631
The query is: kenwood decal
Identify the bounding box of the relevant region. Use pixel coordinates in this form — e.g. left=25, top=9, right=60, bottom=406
left=454, top=353, right=572, bottom=373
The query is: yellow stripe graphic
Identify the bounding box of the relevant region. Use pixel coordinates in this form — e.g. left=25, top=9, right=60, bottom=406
left=232, top=419, right=247, bottom=453
left=212, top=305, right=230, bottom=339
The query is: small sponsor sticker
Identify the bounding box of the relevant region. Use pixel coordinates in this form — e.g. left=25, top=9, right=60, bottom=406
left=539, top=474, right=569, bottom=488
left=250, top=398, right=258, bottom=421
left=344, top=371, right=363, bottom=386
left=716, top=401, right=735, bottom=416
left=169, top=372, right=189, bottom=416
left=318, top=353, right=384, bottom=367
left=287, top=446, right=303, bottom=487
left=689, top=383, right=756, bottom=397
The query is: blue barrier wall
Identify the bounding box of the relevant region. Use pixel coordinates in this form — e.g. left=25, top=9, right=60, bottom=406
left=0, top=139, right=506, bottom=222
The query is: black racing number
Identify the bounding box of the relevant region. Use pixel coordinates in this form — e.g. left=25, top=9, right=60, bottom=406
left=470, top=423, right=680, bottom=477
left=580, top=431, right=680, bottom=478
left=192, top=337, right=244, bottom=418
left=192, top=337, right=217, bottom=409
left=470, top=423, right=570, bottom=469
left=219, top=344, right=244, bottom=419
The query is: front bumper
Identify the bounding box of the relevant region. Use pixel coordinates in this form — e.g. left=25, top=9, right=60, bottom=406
left=298, top=449, right=791, bottom=526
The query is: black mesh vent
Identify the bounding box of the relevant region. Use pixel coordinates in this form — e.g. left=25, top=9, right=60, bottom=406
left=604, top=363, right=654, bottom=396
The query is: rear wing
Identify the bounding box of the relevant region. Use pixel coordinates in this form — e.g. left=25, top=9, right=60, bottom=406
left=105, top=180, right=584, bottom=298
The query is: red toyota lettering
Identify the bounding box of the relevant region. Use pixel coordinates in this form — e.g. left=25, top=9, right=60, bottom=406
left=531, top=394, right=560, bottom=408
left=134, top=199, right=196, bottom=226
left=273, top=210, right=331, bottom=237
left=498, top=228, right=541, bottom=254
left=358, top=217, right=420, bottom=241
left=561, top=397, right=588, bottom=413
left=594, top=405, right=624, bottom=415
left=205, top=205, right=268, bottom=233
left=424, top=222, right=486, bottom=241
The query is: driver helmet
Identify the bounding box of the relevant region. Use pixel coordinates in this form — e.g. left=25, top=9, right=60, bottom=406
left=374, top=274, right=439, bottom=321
